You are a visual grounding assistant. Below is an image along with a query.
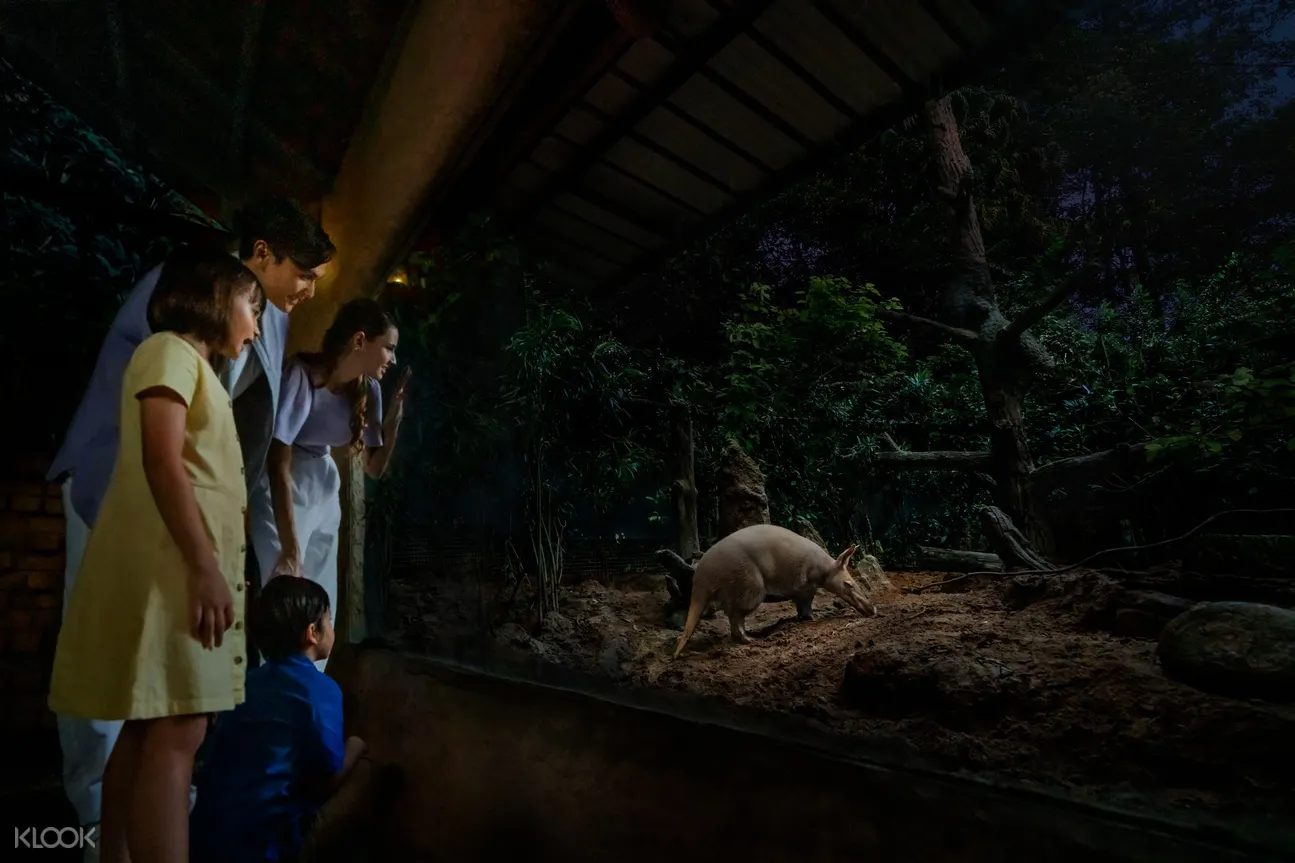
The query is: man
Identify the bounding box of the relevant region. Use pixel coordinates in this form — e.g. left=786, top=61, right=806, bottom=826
left=46, top=198, right=335, bottom=860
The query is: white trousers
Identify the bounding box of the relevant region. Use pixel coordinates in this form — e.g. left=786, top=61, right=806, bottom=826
left=249, top=452, right=342, bottom=672
left=57, top=479, right=197, bottom=862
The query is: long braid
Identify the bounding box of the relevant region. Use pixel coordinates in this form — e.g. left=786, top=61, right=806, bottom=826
left=346, top=377, right=368, bottom=455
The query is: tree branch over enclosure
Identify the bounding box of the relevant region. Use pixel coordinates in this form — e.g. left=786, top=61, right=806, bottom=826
left=876, top=308, right=982, bottom=349
left=873, top=438, right=992, bottom=473
left=1000, top=264, right=1097, bottom=343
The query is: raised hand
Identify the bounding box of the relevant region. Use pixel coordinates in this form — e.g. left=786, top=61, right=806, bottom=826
left=387, top=366, right=412, bottom=428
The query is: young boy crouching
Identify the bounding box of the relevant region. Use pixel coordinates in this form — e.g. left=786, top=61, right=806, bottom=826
left=190, top=576, right=366, bottom=862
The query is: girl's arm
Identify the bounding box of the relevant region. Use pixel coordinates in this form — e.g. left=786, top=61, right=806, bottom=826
left=363, top=368, right=410, bottom=479
left=139, top=387, right=233, bottom=649
left=267, top=439, right=302, bottom=577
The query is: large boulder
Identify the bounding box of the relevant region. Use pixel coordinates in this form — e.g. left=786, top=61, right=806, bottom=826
left=1156, top=601, right=1295, bottom=701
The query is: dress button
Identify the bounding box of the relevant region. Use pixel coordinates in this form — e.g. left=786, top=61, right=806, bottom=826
left=234, top=620, right=243, bottom=631
left=236, top=582, right=245, bottom=593
left=240, top=544, right=246, bottom=554
left=234, top=656, right=244, bottom=665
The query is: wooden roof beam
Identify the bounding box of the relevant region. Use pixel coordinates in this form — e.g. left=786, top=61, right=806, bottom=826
left=290, top=0, right=574, bottom=352
left=508, top=0, right=781, bottom=234
left=917, top=0, right=978, bottom=55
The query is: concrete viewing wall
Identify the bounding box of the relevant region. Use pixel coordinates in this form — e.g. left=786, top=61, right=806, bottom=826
left=328, top=641, right=1292, bottom=862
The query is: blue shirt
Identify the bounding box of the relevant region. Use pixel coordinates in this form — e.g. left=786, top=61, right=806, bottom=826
left=190, top=654, right=345, bottom=862
left=47, top=257, right=290, bottom=526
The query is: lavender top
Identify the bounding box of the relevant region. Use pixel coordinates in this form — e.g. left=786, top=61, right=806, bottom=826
left=274, top=360, right=383, bottom=458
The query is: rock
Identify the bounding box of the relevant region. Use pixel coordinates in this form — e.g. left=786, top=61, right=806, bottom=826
left=1002, top=569, right=1123, bottom=613
left=1157, top=601, right=1295, bottom=701
left=854, top=553, right=894, bottom=596
left=493, top=622, right=530, bottom=648
left=840, top=644, right=1020, bottom=717
left=542, top=611, right=574, bottom=637
left=598, top=633, right=633, bottom=679
left=1085, top=589, right=1197, bottom=639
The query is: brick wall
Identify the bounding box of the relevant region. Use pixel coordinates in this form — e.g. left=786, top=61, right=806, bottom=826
left=0, top=455, right=64, bottom=741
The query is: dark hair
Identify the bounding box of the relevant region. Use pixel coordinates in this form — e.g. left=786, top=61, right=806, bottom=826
left=147, top=247, right=264, bottom=356
left=299, top=298, right=396, bottom=454
left=253, top=576, right=330, bottom=662
left=231, top=198, right=336, bottom=269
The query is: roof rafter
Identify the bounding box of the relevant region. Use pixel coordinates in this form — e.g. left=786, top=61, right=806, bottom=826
left=508, top=0, right=782, bottom=234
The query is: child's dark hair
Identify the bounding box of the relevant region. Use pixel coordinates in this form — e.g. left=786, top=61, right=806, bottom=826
left=231, top=198, right=336, bottom=269
left=147, top=247, right=264, bottom=350
left=298, top=298, right=395, bottom=454
left=253, top=576, right=330, bottom=662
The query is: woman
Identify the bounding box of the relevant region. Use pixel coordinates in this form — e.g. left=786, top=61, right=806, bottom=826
left=250, top=299, right=409, bottom=670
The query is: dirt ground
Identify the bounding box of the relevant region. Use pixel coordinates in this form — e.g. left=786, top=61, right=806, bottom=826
left=386, top=565, right=1295, bottom=828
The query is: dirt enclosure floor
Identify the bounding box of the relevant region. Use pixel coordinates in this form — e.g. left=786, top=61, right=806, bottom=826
left=387, top=566, right=1295, bottom=833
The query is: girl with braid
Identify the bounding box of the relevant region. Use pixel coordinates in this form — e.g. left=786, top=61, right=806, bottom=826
left=250, top=298, right=410, bottom=670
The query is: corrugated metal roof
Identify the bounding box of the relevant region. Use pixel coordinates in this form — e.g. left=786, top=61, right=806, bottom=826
left=495, top=0, right=1042, bottom=290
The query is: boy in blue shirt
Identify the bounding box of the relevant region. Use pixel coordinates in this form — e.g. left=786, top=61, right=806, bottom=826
left=190, top=576, right=366, bottom=862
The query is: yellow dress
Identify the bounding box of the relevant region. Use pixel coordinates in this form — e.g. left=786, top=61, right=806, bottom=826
left=49, top=332, right=249, bottom=720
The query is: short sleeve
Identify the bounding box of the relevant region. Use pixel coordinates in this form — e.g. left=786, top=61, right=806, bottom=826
left=362, top=377, right=384, bottom=449
left=273, top=361, right=313, bottom=446
left=307, top=677, right=346, bottom=777
left=127, top=334, right=200, bottom=405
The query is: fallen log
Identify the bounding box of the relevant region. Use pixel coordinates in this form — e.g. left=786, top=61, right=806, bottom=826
left=917, top=546, right=1004, bottom=573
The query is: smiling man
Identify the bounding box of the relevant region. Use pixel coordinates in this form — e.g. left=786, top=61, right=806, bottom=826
left=46, top=198, right=335, bottom=861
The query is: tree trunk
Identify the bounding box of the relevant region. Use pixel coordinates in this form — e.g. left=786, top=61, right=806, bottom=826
left=981, top=373, right=1050, bottom=552
left=669, top=403, right=701, bottom=561
left=923, top=95, right=996, bottom=331
left=716, top=439, right=770, bottom=540
left=923, top=95, right=1050, bottom=548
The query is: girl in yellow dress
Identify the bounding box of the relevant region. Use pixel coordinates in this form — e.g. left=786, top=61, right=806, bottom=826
left=49, top=247, right=264, bottom=863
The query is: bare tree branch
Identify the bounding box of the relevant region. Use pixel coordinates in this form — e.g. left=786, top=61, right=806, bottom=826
left=1001, top=262, right=1099, bottom=342
left=878, top=433, right=997, bottom=486
left=1028, top=443, right=1148, bottom=491
left=878, top=309, right=982, bottom=349
left=874, top=449, right=993, bottom=472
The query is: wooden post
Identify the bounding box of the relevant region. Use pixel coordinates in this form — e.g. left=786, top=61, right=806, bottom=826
left=334, top=449, right=367, bottom=644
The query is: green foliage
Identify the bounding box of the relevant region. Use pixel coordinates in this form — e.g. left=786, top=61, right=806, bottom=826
left=3, top=59, right=216, bottom=450
left=499, top=288, right=659, bottom=522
